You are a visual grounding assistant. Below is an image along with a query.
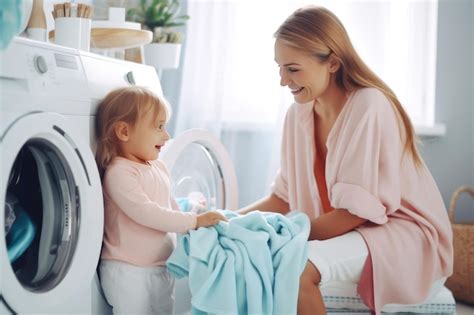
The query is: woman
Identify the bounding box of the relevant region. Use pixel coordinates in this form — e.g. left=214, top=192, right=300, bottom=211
left=238, top=6, right=453, bottom=314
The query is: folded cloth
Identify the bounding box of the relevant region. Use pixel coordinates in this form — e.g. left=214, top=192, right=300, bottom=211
left=166, top=210, right=310, bottom=315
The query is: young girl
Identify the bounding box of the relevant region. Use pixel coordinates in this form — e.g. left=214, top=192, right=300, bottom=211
left=95, top=86, right=227, bottom=314
left=239, top=6, right=452, bottom=315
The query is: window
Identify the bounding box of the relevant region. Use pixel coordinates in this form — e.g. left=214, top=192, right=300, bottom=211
left=177, top=0, right=439, bottom=129
left=175, top=0, right=440, bottom=206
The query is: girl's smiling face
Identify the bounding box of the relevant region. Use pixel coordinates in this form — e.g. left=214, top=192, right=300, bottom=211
left=123, top=108, right=170, bottom=164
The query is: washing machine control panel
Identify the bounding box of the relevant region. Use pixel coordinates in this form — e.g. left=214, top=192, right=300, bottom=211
left=125, top=71, right=136, bottom=85
left=0, top=38, right=91, bottom=115
left=81, top=52, right=163, bottom=108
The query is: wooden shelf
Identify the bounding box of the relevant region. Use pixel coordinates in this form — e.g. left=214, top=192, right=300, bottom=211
left=49, top=27, right=152, bottom=50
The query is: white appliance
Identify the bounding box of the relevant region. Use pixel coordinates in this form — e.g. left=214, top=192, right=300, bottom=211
left=0, top=38, right=103, bottom=313
left=1, top=37, right=239, bottom=314
left=160, top=129, right=239, bottom=314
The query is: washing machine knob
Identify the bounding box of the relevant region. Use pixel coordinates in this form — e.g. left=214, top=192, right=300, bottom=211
left=34, top=55, right=48, bottom=74
left=126, top=71, right=136, bottom=85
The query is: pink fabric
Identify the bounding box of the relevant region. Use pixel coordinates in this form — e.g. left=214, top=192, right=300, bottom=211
left=272, top=88, right=453, bottom=314
left=101, top=157, right=197, bottom=267
left=358, top=253, right=375, bottom=311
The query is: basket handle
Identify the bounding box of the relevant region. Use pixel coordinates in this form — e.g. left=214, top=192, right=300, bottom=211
left=448, top=186, right=474, bottom=222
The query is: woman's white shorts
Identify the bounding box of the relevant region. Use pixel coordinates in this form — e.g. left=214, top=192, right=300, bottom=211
left=307, top=230, right=446, bottom=302
left=307, top=230, right=368, bottom=285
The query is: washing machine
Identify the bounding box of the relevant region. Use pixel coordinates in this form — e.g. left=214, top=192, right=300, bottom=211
left=0, top=37, right=103, bottom=313
left=0, top=37, right=167, bottom=314
left=160, top=128, right=239, bottom=314
left=1, top=36, right=238, bottom=314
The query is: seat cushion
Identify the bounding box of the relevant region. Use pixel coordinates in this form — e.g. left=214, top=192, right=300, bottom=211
left=321, top=282, right=456, bottom=314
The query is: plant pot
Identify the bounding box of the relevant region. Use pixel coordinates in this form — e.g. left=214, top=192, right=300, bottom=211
left=143, top=43, right=181, bottom=69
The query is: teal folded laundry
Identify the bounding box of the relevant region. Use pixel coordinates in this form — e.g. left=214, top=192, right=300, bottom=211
left=166, top=210, right=310, bottom=315
left=176, top=193, right=208, bottom=213
left=0, top=0, right=23, bottom=49
left=7, top=204, right=36, bottom=263
left=176, top=197, right=191, bottom=212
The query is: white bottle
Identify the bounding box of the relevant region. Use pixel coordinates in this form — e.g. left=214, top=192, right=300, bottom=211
left=26, top=0, right=47, bottom=41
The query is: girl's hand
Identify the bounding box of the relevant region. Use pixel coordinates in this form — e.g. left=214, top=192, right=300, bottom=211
left=196, top=211, right=228, bottom=228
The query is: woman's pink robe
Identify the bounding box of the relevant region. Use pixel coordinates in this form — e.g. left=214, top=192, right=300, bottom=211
left=271, top=88, right=453, bottom=314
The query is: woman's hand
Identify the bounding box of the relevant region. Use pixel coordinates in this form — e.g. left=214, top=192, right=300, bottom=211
left=237, top=193, right=290, bottom=215
left=196, top=211, right=228, bottom=228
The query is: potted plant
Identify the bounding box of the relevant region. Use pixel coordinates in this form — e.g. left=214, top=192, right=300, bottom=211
left=127, top=0, right=189, bottom=69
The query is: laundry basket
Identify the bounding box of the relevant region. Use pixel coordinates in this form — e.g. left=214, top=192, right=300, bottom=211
left=445, top=186, right=474, bottom=304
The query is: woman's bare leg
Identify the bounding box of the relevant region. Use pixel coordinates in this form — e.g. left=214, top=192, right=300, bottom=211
left=297, top=261, right=326, bottom=315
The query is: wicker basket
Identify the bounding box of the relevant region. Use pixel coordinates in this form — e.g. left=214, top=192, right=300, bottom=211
left=445, top=186, right=474, bottom=304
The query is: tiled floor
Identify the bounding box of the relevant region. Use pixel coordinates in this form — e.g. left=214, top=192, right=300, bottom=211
left=327, top=302, right=473, bottom=314
left=456, top=302, right=474, bottom=314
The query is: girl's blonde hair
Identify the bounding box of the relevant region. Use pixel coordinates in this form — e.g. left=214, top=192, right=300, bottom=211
left=95, top=86, right=171, bottom=177
left=275, top=6, right=423, bottom=167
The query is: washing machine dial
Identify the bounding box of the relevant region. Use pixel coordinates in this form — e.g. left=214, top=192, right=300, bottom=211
left=126, top=71, right=136, bottom=85
left=34, top=55, right=48, bottom=74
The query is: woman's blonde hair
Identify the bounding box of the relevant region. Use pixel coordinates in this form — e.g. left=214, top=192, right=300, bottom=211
left=95, top=86, right=171, bottom=177
left=275, top=6, right=423, bottom=167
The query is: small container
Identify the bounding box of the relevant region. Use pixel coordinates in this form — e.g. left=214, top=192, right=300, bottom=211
left=27, top=0, right=46, bottom=41
left=54, top=17, right=91, bottom=51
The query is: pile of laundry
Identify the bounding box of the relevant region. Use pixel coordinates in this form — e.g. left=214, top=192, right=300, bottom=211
left=167, top=210, right=310, bottom=314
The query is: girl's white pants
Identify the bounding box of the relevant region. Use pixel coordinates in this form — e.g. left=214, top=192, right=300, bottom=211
left=99, top=260, right=175, bottom=315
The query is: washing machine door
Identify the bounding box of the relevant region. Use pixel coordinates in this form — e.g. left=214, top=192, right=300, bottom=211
left=160, top=129, right=238, bottom=314
left=0, top=112, right=103, bottom=313
left=160, top=128, right=238, bottom=212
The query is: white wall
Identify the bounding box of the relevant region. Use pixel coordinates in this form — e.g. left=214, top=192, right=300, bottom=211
left=421, top=0, right=474, bottom=222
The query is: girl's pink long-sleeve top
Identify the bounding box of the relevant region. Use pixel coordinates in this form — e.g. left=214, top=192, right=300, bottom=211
left=271, top=88, right=453, bottom=314
left=101, top=157, right=197, bottom=267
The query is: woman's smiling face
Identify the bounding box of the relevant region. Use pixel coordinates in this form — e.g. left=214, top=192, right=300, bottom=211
left=274, top=39, right=332, bottom=104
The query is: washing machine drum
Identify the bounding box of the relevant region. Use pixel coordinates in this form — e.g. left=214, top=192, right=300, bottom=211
left=0, top=112, right=103, bottom=313
left=160, top=129, right=238, bottom=212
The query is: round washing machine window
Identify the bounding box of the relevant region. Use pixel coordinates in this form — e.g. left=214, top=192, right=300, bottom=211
left=171, top=142, right=223, bottom=210
left=160, top=129, right=238, bottom=211
left=0, top=112, right=103, bottom=313
left=5, top=138, right=78, bottom=292
left=160, top=129, right=239, bottom=315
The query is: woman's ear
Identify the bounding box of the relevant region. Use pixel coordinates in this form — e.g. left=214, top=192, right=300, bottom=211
left=328, top=54, right=341, bottom=73
left=114, top=121, right=131, bottom=142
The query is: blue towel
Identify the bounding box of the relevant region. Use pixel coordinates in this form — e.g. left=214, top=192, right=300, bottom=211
left=6, top=204, right=36, bottom=263
left=175, top=197, right=191, bottom=212
left=0, top=0, right=23, bottom=49
left=166, top=210, right=310, bottom=315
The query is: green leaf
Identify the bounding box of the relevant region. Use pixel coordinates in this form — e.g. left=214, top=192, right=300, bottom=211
left=127, top=0, right=189, bottom=42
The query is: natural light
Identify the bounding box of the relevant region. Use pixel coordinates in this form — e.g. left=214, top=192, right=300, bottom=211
left=178, top=0, right=438, bottom=129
